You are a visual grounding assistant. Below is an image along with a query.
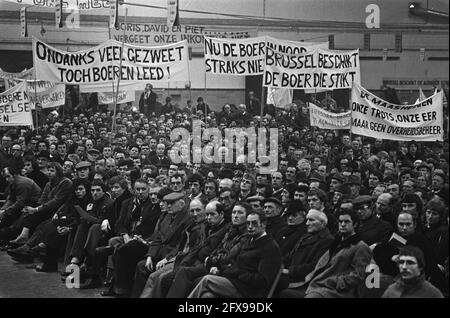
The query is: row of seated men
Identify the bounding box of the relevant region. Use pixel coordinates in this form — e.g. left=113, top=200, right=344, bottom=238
left=0, top=163, right=447, bottom=298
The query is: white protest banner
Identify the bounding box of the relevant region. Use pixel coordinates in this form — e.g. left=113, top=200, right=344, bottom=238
left=0, top=67, right=35, bottom=90
left=266, top=87, right=293, bottom=108
left=204, top=36, right=267, bottom=75
left=264, top=47, right=360, bottom=89
left=0, top=82, right=33, bottom=127
left=26, top=81, right=66, bottom=109
left=351, top=83, right=443, bottom=142
left=33, top=38, right=190, bottom=84
left=265, top=36, right=328, bottom=53
left=4, top=0, right=110, bottom=10
left=111, top=23, right=256, bottom=50
left=309, top=102, right=351, bottom=130
left=204, top=36, right=329, bottom=76
left=79, top=81, right=143, bottom=93
left=98, top=90, right=135, bottom=104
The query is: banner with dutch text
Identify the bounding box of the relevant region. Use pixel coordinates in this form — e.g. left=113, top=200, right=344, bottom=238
left=33, top=38, right=190, bottom=84
left=350, top=83, right=443, bottom=142
left=98, top=90, right=135, bottom=104
left=0, top=82, right=33, bottom=127
left=204, top=36, right=328, bottom=76
left=309, top=102, right=351, bottom=130
left=263, top=48, right=360, bottom=89
left=26, top=81, right=66, bottom=109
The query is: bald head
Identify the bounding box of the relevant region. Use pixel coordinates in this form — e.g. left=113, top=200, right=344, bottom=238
left=376, top=193, right=392, bottom=215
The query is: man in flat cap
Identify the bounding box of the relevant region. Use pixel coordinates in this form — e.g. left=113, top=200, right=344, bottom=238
left=75, top=161, right=92, bottom=181
left=128, top=191, right=190, bottom=297
left=263, top=197, right=288, bottom=243
left=354, top=195, right=393, bottom=246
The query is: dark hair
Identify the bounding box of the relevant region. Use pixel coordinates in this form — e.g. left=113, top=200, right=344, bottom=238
left=234, top=201, right=252, bottom=214
left=248, top=209, right=267, bottom=224
left=47, top=161, right=64, bottom=178
left=425, top=197, right=447, bottom=219
left=188, top=173, right=205, bottom=188
left=109, top=176, right=128, bottom=190
left=308, top=189, right=328, bottom=203
left=91, top=179, right=108, bottom=192
left=338, top=209, right=359, bottom=227
left=4, top=165, right=20, bottom=176
left=402, top=193, right=423, bottom=216
left=23, top=155, right=39, bottom=171
left=398, top=245, right=426, bottom=270
left=72, top=178, right=91, bottom=195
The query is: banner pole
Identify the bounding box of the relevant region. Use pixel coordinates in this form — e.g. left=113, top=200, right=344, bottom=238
left=259, top=85, right=264, bottom=128
left=112, top=7, right=128, bottom=135
left=34, top=75, right=38, bottom=128
left=107, top=22, right=116, bottom=139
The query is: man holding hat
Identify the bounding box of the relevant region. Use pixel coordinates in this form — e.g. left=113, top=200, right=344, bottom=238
left=354, top=195, right=393, bottom=246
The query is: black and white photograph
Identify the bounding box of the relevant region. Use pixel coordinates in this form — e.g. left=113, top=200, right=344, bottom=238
left=0, top=0, right=448, bottom=302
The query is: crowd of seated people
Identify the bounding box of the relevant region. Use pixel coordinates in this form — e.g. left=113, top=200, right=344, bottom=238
left=0, top=87, right=448, bottom=298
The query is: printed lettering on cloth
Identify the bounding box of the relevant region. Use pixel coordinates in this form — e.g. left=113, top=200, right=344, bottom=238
left=26, top=81, right=66, bottom=109
left=263, top=48, right=360, bottom=89
left=0, top=82, right=33, bottom=127
left=111, top=23, right=256, bottom=50
left=4, top=0, right=110, bottom=10
left=33, top=37, right=189, bottom=84
left=309, top=102, right=351, bottom=129
left=98, top=89, right=135, bottom=104
left=350, top=83, right=443, bottom=142
left=204, top=36, right=328, bottom=76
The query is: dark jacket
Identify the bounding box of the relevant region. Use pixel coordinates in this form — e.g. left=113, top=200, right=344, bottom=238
left=145, top=208, right=191, bottom=262
left=115, top=197, right=161, bottom=240
left=38, top=176, right=73, bottom=215
left=148, top=155, right=171, bottom=167
left=382, top=275, right=444, bottom=298
left=286, top=227, right=335, bottom=282
left=2, top=175, right=41, bottom=218
left=221, top=233, right=282, bottom=298
left=277, top=222, right=307, bottom=259
left=26, top=169, right=48, bottom=190
left=206, top=223, right=247, bottom=268
left=304, top=234, right=372, bottom=298
left=357, top=215, right=393, bottom=246
left=423, top=222, right=449, bottom=265
left=373, top=232, right=447, bottom=292
left=266, top=215, right=289, bottom=243
left=171, top=220, right=208, bottom=266
left=107, top=189, right=133, bottom=235
left=179, top=220, right=230, bottom=267
left=80, top=194, right=114, bottom=224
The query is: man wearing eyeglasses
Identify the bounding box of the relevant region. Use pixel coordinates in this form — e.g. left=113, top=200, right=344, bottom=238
left=382, top=245, right=443, bottom=298
left=353, top=195, right=393, bottom=246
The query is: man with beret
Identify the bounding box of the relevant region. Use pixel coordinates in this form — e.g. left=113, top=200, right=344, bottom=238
left=354, top=195, right=393, bottom=246
left=263, top=196, right=288, bottom=243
